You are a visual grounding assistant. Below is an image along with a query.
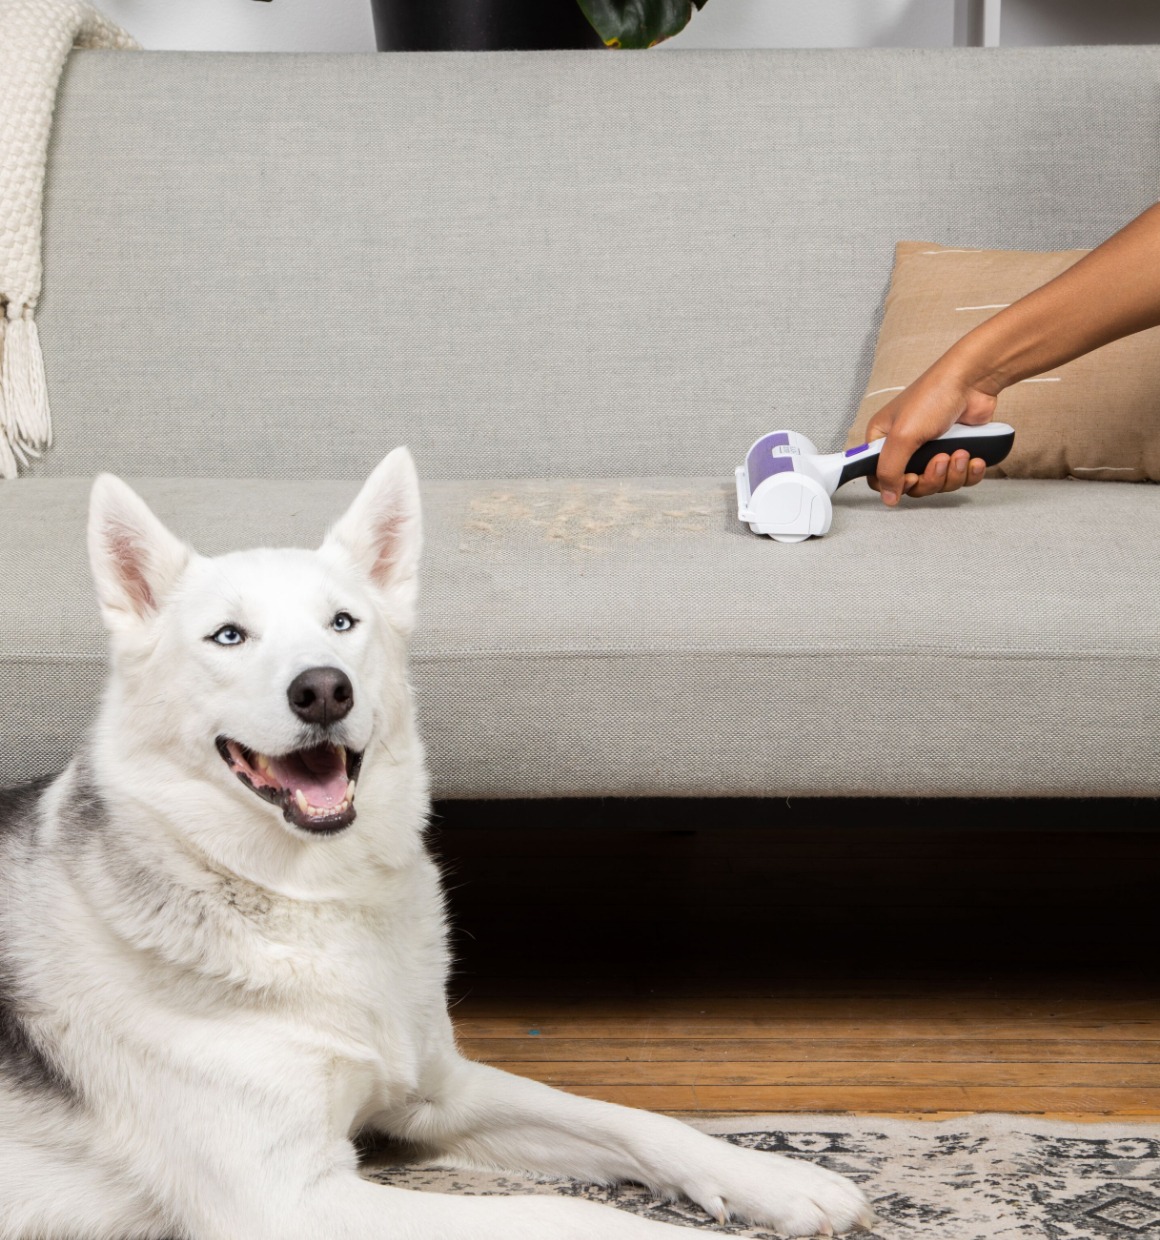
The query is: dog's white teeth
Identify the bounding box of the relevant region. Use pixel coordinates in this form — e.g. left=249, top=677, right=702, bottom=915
left=336, top=744, right=347, bottom=767
left=294, top=789, right=309, bottom=814
left=346, top=780, right=356, bottom=801
left=256, top=753, right=271, bottom=773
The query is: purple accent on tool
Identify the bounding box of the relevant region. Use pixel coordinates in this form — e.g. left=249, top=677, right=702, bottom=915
left=746, top=438, right=797, bottom=491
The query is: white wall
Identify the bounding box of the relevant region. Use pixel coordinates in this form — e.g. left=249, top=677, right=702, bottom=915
left=668, top=0, right=954, bottom=49
left=98, top=0, right=376, bottom=52
left=96, top=0, right=1158, bottom=53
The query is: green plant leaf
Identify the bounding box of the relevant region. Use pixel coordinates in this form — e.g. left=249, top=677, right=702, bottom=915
left=577, top=0, right=707, bottom=49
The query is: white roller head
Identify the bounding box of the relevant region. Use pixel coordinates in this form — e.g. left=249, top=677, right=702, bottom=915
left=736, top=429, right=831, bottom=541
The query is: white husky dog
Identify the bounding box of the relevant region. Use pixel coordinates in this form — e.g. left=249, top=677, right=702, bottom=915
left=0, top=449, right=872, bottom=1239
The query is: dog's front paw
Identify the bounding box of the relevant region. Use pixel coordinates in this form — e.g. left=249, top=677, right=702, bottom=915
left=683, top=1144, right=873, bottom=1237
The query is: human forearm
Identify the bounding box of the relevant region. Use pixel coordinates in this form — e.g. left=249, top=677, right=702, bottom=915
left=868, top=200, right=1160, bottom=505
left=948, top=200, right=1160, bottom=395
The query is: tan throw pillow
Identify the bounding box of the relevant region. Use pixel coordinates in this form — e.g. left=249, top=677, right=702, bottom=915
left=845, top=241, right=1160, bottom=481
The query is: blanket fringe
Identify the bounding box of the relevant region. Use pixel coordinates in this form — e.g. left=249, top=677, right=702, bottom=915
left=0, top=317, right=14, bottom=480
left=0, top=304, right=49, bottom=479
left=0, top=2, right=137, bottom=480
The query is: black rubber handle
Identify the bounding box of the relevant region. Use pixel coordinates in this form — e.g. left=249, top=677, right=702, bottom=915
left=838, top=428, right=1015, bottom=489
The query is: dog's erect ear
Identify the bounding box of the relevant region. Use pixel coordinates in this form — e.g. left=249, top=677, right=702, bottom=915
left=88, top=475, right=193, bottom=630
left=321, top=447, right=422, bottom=630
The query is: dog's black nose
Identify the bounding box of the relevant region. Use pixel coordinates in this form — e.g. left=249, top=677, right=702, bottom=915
left=287, top=666, right=353, bottom=725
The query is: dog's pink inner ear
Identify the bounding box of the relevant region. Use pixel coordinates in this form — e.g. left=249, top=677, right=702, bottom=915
left=367, top=499, right=416, bottom=588
left=106, top=519, right=158, bottom=614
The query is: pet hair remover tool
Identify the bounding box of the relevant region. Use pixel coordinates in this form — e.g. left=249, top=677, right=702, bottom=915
left=735, top=422, right=1015, bottom=543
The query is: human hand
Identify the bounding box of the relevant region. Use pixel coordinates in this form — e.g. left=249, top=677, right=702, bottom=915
left=865, top=367, right=999, bottom=505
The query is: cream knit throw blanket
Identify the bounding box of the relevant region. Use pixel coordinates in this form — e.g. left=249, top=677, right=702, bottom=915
left=0, top=0, right=136, bottom=479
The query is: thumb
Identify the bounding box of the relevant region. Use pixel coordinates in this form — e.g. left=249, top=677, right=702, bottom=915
left=874, top=424, right=925, bottom=506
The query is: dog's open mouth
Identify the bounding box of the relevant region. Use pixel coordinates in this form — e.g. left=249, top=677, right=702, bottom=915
left=215, top=737, right=363, bottom=834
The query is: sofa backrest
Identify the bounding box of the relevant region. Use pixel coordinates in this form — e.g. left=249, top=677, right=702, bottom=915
left=30, top=46, right=1160, bottom=482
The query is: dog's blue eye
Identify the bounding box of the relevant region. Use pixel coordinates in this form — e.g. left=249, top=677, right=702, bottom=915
left=332, top=611, right=358, bottom=633
left=208, top=625, right=246, bottom=646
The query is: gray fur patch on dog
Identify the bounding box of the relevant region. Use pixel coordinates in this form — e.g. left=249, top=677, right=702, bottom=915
left=0, top=776, right=80, bottom=1103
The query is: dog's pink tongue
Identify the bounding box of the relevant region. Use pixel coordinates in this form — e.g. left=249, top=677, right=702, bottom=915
left=269, top=745, right=348, bottom=808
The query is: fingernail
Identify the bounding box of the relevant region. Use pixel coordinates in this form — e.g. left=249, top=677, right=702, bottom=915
left=971, top=460, right=985, bottom=478
left=882, top=491, right=897, bottom=506
left=935, top=459, right=947, bottom=478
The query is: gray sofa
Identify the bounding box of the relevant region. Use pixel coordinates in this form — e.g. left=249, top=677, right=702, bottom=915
left=3, top=46, right=1159, bottom=799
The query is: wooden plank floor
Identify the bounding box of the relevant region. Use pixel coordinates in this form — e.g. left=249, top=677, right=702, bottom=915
left=432, top=800, right=1160, bottom=1120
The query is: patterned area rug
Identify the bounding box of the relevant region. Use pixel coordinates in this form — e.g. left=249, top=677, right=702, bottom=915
left=362, top=1113, right=1160, bottom=1238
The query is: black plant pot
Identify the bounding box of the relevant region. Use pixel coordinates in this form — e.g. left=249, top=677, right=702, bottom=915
left=371, top=0, right=605, bottom=50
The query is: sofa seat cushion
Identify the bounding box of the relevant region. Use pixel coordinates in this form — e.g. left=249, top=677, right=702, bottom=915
left=2, top=476, right=1158, bottom=797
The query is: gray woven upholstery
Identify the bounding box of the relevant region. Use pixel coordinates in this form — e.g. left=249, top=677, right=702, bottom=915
left=34, top=47, right=1160, bottom=480
left=4, top=476, right=1158, bottom=797
left=5, top=46, right=1159, bottom=796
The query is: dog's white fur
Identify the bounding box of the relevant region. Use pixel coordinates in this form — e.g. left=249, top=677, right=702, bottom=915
left=0, top=450, right=872, bottom=1239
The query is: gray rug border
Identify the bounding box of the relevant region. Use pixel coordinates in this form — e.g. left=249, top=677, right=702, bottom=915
left=364, top=1110, right=1160, bottom=1238
left=690, top=1111, right=1160, bottom=1139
